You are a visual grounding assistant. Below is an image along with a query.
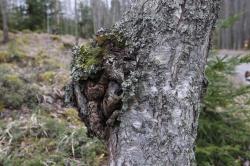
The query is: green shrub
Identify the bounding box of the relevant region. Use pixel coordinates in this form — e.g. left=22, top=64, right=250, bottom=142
left=0, top=65, right=39, bottom=109
left=196, top=55, right=250, bottom=165
left=37, top=71, right=56, bottom=84
left=33, top=51, right=62, bottom=70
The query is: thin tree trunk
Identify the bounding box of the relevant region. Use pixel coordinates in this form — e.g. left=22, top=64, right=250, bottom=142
left=0, top=0, right=9, bottom=43
left=75, top=0, right=79, bottom=44
left=111, top=0, right=121, bottom=24
left=68, top=0, right=220, bottom=165
left=46, top=2, right=50, bottom=34
left=91, top=0, right=100, bottom=33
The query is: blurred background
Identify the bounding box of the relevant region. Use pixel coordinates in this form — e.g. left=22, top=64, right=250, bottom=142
left=0, top=0, right=250, bottom=165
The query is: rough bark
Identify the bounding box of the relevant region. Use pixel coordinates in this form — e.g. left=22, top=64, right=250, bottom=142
left=67, top=0, right=220, bottom=165
left=0, top=0, right=9, bottom=43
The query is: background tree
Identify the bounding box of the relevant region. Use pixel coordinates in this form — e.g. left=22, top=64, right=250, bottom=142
left=78, top=2, right=94, bottom=38
left=111, top=0, right=121, bottom=24
left=0, top=0, right=9, bottom=43
left=75, top=0, right=79, bottom=44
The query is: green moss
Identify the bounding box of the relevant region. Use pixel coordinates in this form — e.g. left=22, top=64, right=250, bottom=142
left=38, top=71, right=56, bottom=84
left=0, top=40, right=30, bottom=65
left=50, top=35, right=61, bottom=41
left=33, top=51, right=62, bottom=70
left=0, top=70, right=39, bottom=109
left=2, top=93, right=24, bottom=109
left=0, top=51, right=10, bottom=63
left=77, top=44, right=103, bottom=70
left=0, top=63, right=13, bottom=73
left=0, top=114, right=106, bottom=166
left=73, top=31, right=126, bottom=71
left=63, top=42, right=73, bottom=49
left=96, top=31, right=126, bottom=48
left=4, top=74, right=24, bottom=87
left=0, top=50, right=28, bottom=64
left=64, top=108, right=82, bottom=126
left=0, top=74, right=25, bottom=108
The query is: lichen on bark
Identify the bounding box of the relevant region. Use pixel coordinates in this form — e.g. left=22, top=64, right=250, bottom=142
left=66, top=0, right=220, bottom=165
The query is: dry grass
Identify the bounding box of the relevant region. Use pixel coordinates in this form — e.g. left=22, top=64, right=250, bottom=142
left=0, top=31, right=105, bottom=165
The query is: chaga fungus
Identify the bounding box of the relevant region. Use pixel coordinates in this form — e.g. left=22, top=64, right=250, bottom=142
left=66, top=28, right=129, bottom=140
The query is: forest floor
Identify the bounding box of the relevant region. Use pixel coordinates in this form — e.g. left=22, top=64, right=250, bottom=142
left=0, top=31, right=106, bottom=166
left=0, top=31, right=250, bottom=165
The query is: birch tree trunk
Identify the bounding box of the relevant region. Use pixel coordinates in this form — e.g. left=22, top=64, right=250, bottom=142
left=68, top=0, right=220, bottom=165
left=0, top=0, right=9, bottom=43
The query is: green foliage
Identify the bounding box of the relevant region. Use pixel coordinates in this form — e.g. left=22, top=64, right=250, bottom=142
left=24, top=0, right=56, bottom=31
left=0, top=40, right=30, bottom=65
left=196, top=54, right=250, bottom=165
left=76, top=44, right=103, bottom=70
left=196, top=146, right=242, bottom=166
left=4, top=0, right=95, bottom=37
left=79, top=4, right=94, bottom=38
left=0, top=64, right=39, bottom=109
left=0, top=51, right=10, bottom=63
left=217, top=13, right=243, bottom=29
left=33, top=51, right=62, bottom=70
left=0, top=41, right=28, bottom=64
left=38, top=71, right=56, bottom=84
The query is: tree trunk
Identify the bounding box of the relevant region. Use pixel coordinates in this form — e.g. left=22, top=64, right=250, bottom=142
left=111, top=0, right=121, bottom=24
left=75, top=0, right=79, bottom=44
left=67, top=0, right=220, bottom=165
left=91, top=0, right=101, bottom=33
left=0, top=0, right=9, bottom=43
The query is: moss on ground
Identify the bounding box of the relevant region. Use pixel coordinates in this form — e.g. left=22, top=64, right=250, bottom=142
left=38, top=71, right=56, bottom=84
left=50, top=35, right=61, bottom=42
left=0, top=64, right=39, bottom=109
left=0, top=114, right=106, bottom=166
left=0, top=51, right=10, bottom=63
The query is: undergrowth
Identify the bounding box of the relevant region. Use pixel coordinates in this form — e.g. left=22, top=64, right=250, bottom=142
left=196, top=54, right=250, bottom=165
left=0, top=33, right=106, bottom=166
left=0, top=63, right=39, bottom=109
left=0, top=113, right=106, bottom=166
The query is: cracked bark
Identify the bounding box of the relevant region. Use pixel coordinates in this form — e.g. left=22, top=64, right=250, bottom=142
left=68, top=0, right=220, bottom=165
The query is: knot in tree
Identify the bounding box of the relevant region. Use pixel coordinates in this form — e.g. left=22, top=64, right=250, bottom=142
left=66, top=29, right=132, bottom=139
